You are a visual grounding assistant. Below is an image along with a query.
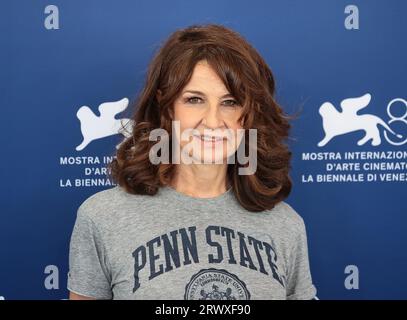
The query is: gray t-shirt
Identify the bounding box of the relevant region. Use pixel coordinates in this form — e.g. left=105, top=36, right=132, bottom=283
left=67, top=185, right=317, bottom=300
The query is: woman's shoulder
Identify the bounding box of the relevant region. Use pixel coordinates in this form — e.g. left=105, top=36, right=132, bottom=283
left=77, top=184, right=124, bottom=208
left=266, top=200, right=307, bottom=233
left=74, top=185, right=147, bottom=226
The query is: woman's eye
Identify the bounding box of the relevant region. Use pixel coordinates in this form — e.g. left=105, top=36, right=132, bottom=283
left=222, top=99, right=238, bottom=107
left=186, top=97, right=203, bottom=104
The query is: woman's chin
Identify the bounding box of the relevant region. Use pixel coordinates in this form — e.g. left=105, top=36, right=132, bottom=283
left=184, top=153, right=228, bottom=165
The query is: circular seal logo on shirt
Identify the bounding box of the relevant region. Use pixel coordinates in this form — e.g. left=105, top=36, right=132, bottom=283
left=184, top=268, right=251, bottom=300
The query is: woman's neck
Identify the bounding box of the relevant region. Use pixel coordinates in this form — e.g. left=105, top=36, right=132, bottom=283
left=170, top=163, right=230, bottom=198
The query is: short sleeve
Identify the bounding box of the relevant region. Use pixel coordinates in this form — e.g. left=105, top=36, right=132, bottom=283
left=67, top=205, right=113, bottom=299
left=286, top=217, right=317, bottom=300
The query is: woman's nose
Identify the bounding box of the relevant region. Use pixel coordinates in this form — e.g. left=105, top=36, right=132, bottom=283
left=201, top=103, right=223, bottom=128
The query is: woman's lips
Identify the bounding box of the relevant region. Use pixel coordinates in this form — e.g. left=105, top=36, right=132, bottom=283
left=193, top=134, right=226, bottom=146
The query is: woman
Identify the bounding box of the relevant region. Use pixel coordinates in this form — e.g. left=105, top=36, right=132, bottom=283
left=68, top=24, right=317, bottom=300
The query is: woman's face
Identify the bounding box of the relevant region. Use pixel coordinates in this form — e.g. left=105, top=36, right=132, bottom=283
left=172, top=60, right=244, bottom=164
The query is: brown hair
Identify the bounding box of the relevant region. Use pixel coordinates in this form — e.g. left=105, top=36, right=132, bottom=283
left=107, top=23, right=296, bottom=212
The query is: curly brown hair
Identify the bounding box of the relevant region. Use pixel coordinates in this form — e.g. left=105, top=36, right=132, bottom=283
left=107, top=23, right=297, bottom=212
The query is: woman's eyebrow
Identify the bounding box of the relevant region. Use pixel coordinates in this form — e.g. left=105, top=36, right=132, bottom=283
left=182, top=90, right=234, bottom=98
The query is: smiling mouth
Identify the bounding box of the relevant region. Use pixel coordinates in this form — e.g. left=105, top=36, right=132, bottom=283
left=194, top=134, right=226, bottom=142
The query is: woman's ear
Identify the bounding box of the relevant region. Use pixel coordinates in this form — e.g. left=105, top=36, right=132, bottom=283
left=156, top=89, right=162, bottom=102
left=156, top=89, right=174, bottom=119
left=239, top=116, right=245, bottom=128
